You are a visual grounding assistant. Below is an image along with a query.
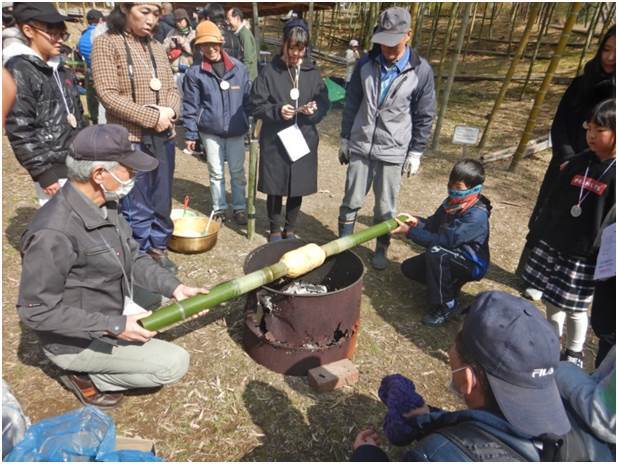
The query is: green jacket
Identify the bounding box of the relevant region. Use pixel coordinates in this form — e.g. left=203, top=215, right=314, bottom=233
left=238, top=25, right=258, bottom=80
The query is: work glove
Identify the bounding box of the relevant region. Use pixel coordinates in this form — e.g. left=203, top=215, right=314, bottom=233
left=338, top=138, right=350, bottom=165
left=402, top=152, right=422, bottom=177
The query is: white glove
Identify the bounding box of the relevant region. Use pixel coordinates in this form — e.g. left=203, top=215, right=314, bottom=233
left=402, top=152, right=422, bottom=177
left=339, top=138, right=350, bottom=165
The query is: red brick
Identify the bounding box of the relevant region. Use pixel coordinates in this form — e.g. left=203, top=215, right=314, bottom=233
left=307, top=359, right=359, bottom=392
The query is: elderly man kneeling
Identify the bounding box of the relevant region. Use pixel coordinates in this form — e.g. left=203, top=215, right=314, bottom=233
left=17, top=124, right=206, bottom=409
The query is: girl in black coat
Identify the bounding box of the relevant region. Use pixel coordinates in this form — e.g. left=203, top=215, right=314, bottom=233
left=522, top=99, right=616, bottom=367
left=250, top=19, right=329, bottom=241
left=519, top=26, right=615, bottom=281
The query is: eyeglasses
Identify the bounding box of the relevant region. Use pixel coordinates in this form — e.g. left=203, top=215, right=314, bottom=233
left=30, top=25, right=70, bottom=42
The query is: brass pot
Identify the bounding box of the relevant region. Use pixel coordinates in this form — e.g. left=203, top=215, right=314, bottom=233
left=168, top=217, right=221, bottom=254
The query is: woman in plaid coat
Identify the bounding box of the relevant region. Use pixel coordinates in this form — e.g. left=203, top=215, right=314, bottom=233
left=91, top=2, right=180, bottom=272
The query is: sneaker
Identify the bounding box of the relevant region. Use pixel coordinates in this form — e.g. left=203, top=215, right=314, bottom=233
left=283, top=230, right=296, bottom=240
left=371, top=246, right=389, bottom=270
left=233, top=210, right=248, bottom=225
left=146, top=248, right=178, bottom=274
left=422, top=305, right=454, bottom=327
left=564, top=350, right=584, bottom=368
left=59, top=373, right=123, bottom=409
left=523, top=287, right=543, bottom=301
left=212, top=210, right=227, bottom=223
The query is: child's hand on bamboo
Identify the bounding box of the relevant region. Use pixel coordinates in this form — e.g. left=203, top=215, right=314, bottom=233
left=392, top=216, right=418, bottom=235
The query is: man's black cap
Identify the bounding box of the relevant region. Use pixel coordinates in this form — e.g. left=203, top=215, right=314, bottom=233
left=12, top=2, right=70, bottom=25
left=71, top=125, right=159, bottom=172
left=86, top=9, right=103, bottom=21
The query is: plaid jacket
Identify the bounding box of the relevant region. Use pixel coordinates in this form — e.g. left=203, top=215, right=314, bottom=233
left=91, top=32, right=180, bottom=142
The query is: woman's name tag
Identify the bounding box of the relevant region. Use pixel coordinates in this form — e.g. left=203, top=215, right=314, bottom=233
left=277, top=124, right=310, bottom=162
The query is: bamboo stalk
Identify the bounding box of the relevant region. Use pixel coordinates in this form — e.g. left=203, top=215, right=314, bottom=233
left=307, top=2, right=314, bottom=39
left=427, top=2, right=442, bottom=61
left=246, top=119, right=259, bottom=240
left=478, top=4, right=541, bottom=149
left=600, top=3, right=616, bottom=40
left=506, top=3, right=519, bottom=57
left=435, top=2, right=459, bottom=101
left=431, top=3, right=472, bottom=152
left=477, top=2, right=488, bottom=40
left=509, top=2, right=583, bottom=172
left=488, top=2, right=497, bottom=40
left=413, top=2, right=426, bottom=50
left=252, top=2, right=261, bottom=51
left=519, top=2, right=556, bottom=100
left=462, top=2, right=477, bottom=63
left=140, top=216, right=409, bottom=331
left=576, top=2, right=603, bottom=75
left=409, top=3, right=419, bottom=44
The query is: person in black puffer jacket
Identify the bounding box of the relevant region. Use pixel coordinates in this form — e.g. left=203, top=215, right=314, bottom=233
left=5, top=3, right=86, bottom=206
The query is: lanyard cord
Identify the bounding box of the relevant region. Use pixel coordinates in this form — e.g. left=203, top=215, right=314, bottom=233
left=52, top=69, right=71, bottom=116
left=95, top=224, right=134, bottom=301
left=287, top=64, right=300, bottom=124
left=576, top=160, right=615, bottom=206
left=122, top=35, right=160, bottom=105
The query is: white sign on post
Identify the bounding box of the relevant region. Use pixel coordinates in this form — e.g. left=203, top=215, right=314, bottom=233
left=452, top=125, right=481, bottom=145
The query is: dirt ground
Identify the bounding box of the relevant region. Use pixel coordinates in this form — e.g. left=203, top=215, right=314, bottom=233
left=2, top=12, right=602, bottom=462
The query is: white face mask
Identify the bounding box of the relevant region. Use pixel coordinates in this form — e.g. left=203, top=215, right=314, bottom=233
left=448, top=365, right=476, bottom=400
left=103, top=169, right=135, bottom=199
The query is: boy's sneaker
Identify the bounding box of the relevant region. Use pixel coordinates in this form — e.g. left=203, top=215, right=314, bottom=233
left=563, top=349, right=584, bottom=368
left=422, top=304, right=454, bottom=327
left=523, top=287, right=543, bottom=301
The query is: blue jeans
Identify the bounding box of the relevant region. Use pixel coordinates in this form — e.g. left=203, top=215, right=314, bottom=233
left=120, top=139, right=175, bottom=251
left=200, top=133, right=247, bottom=212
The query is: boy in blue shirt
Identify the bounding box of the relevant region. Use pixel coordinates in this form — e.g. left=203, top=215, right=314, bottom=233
left=393, top=159, right=492, bottom=326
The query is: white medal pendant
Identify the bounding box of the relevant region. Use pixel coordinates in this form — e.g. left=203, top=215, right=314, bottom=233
left=290, top=87, right=300, bottom=101
left=220, top=80, right=230, bottom=90
left=149, top=77, right=162, bottom=91
left=570, top=204, right=582, bottom=218
left=66, top=113, right=77, bottom=128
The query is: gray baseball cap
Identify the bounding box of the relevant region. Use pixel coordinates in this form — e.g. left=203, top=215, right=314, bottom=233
left=371, top=7, right=411, bottom=47
left=71, top=124, right=158, bottom=172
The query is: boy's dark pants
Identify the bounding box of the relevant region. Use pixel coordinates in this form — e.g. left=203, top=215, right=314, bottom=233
left=401, top=246, right=477, bottom=306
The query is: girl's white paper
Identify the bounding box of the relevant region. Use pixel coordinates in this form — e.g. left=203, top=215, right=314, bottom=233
left=594, top=223, right=616, bottom=280
left=277, top=124, right=310, bottom=162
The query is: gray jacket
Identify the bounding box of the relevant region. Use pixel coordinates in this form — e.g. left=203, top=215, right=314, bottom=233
left=17, top=182, right=181, bottom=356
left=341, top=45, right=436, bottom=164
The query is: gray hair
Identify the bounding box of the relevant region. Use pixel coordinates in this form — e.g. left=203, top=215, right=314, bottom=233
left=66, top=155, right=119, bottom=181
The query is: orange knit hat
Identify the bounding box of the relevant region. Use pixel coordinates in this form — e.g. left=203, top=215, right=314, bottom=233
left=194, top=20, right=224, bottom=45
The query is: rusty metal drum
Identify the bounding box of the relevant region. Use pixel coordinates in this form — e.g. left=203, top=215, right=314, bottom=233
left=243, top=239, right=364, bottom=376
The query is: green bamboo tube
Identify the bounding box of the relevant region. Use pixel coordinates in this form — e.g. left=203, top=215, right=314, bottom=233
left=139, top=215, right=409, bottom=331
left=510, top=2, right=583, bottom=171
left=427, top=3, right=443, bottom=61
left=246, top=119, right=259, bottom=239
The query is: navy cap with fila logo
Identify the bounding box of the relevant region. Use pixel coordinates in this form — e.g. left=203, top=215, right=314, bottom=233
left=460, top=291, right=571, bottom=437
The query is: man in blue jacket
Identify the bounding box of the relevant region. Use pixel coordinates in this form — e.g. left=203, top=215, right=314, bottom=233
left=182, top=20, right=250, bottom=225
left=338, top=6, right=435, bottom=270
left=352, top=291, right=572, bottom=461
left=77, top=8, right=103, bottom=124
